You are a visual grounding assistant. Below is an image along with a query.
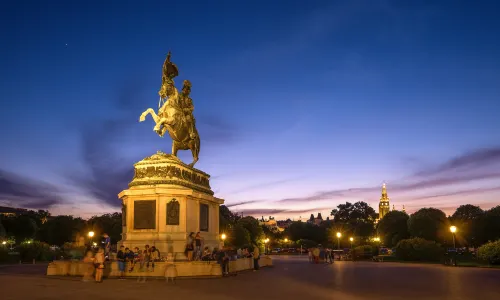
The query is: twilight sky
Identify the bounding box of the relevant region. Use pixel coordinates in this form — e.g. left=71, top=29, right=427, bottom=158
left=1, top=0, right=499, bottom=220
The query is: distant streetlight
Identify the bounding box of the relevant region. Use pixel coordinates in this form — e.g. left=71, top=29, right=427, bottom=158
left=92, top=242, right=97, bottom=247
left=88, top=231, right=95, bottom=238
left=349, top=237, right=354, bottom=249
left=450, top=226, right=458, bottom=266
left=264, top=238, right=270, bottom=254
left=373, top=237, right=380, bottom=242
left=450, top=226, right=457, bottom=248
left=336, top=232, right=342, bottom=250
left=284, top=238, right=288, bottom=243
left=1, top=241, right=6, bottom=245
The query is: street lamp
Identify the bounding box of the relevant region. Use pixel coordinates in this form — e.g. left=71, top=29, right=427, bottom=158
left=221, top=233, right=227, bottom=247
left=1, top=241, right=6, bottom=245
left=88, top=231, right=95, bottom=246
left=450, top=226, right=457, bottom=249
left=336, top=232, right=342, bottom=250
left=264, top=238, right=270, bottom=254
left=349, top=237, right=354, bottom=249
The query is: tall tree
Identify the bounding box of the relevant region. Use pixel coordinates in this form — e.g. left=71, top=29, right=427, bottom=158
left=87, top=213, right=122, bottom=243
left=219, top=205, right=240, bottom=232
left=451, top=204, right=484, bottom=246
left=1, top=215, right=38, bottom=241
left=236, top=216, right=264, bottom=244
left=477, top=205, right=500, bottom=244
left=330, top=201, right=377, bottom=238
left=229, top=224, right=251, bottom=248
left=37, top=215, right=85, bottom=246
left=377, top=211, right=409, bottom=247
left=408, top=208, right=448, bottom=242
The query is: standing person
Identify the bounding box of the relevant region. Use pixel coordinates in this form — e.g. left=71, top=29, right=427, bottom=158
left=143, top=245, right=151, bottom=271
left=103, top=233, right=111, bottom=260
left=252, top=244, right=260, bottom=271
left=194, top=232, right=202, bottom=260
left=116, top=245, right=126, bottom=279
left=82, top=250, right=95, bottom=282
left=217, top=247, right=229, bottom=276
left=128, top=247, right=139, bottom=272
left=136, top=249, right=146, bottom=283
left=308, top=248, right=313, bottom=263
left=185, top=232, right=195, bottom=261
left=94, top=247, right=105, bottom=283
left=150, top=246, right=160, bottom=271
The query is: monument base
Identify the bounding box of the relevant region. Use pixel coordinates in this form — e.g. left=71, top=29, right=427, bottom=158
left=118, top=151, right=224, bottom=258
left=46, top=257, right=273, bottom=278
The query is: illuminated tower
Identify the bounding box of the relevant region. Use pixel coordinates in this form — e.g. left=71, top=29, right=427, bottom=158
left=379, top=183, right=390, bottom=219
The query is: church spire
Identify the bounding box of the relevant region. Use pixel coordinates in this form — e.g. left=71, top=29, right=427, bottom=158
left=379, top=183, right=390, bottom=219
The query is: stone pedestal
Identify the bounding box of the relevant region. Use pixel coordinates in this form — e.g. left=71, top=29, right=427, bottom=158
left=118, top=151, right=224, bottom=258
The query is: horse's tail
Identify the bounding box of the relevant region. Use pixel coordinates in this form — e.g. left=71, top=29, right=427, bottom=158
left=194, top=133, right=201, bottom=158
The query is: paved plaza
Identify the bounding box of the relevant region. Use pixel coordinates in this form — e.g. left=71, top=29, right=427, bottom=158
left=1, top=256, right=500, bottom=300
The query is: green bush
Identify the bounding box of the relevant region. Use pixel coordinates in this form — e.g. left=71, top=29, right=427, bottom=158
left=18, top=241, right=55, bottom=261
left=352, top=245, right=378, bottom=259
left=62, top=242, right=86, bottom=260
left=477, top=240, right=500, bottom=265
left=394, top=238, right=444, bottom=262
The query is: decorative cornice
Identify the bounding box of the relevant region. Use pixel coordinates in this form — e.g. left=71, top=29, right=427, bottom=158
left=129, top=151, right=213, bottom=195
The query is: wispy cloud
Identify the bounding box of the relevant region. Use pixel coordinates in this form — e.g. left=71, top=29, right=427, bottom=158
left=272, top=147, right=500, bottom=206
left=225, top=177, right=304, bottom=196
left=0, top=169, right=62, bottom=209
left=414, top=147, right=500, bottom=176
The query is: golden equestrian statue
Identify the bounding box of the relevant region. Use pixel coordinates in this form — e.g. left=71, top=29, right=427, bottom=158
left=139, top=52, right=200, bottom=167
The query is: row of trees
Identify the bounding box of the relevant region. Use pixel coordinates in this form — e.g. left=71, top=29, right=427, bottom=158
left=1, top=203, right=499, bottom=252
left=249, top=202, right=500, bottom=250
left=378, top=205, right=500, bottom=248
left=0, top=211, right=122, bottom=246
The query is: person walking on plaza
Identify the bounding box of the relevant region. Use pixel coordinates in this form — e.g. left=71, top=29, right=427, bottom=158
left=94, top=247, right=105, bottom=283
left=252, top=244, right=260, bottom=271
left=116, top=245, right=126, bottom=279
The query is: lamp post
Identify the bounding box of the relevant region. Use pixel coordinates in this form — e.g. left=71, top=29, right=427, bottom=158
left=264, top=238, right=270, bottom=254
left=221, top=233, right=227, bottom=247
left=450, top=226, right=457, bottom=249
left=349, top=237, right=354, bottom=249
left=336, top=232, right=342, bottom=250
left=88, top=231, right=94, bottom=247
left=449, top=226, right=457, bottom=266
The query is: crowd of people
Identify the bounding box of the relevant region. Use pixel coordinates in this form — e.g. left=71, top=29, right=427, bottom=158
left=81, top=232, right=263, bottom=282
left=308, top=245, right=335, bottom=264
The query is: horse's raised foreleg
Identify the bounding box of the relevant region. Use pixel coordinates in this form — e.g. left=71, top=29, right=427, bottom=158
left=139, top=108, right=159, bottom=123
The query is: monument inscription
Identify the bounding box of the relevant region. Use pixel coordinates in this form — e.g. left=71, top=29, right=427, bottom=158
left=134, top=200, right=156, bottom=229
left=167, top=198, right=180, bottom=225
left=199, top=203, right=209, bottom=232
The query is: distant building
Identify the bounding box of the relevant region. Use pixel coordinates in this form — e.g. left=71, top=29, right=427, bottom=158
left=378, top=183, right=390, bottom=220
left=259, top=216, right=284, bottom=232
left=376, top=184, right=406, bottom=222
left=277, top=219, right=293, bottom=229
left=307, top=213, right=324, bottom=226
left=0, top=206, right=27, bottom=217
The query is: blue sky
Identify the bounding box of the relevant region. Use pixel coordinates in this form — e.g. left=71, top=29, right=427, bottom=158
left=1, top=0, right=499, bottom=219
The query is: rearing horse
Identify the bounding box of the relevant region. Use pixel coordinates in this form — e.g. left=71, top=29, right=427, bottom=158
left=139, top=91, right=200, bottom=167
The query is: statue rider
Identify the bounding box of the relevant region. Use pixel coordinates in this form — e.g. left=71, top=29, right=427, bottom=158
left=181, top=80, right=197, bottom=140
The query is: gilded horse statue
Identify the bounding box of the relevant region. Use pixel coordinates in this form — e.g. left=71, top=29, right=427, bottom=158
left=139, top=52, right=200, bottom=167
